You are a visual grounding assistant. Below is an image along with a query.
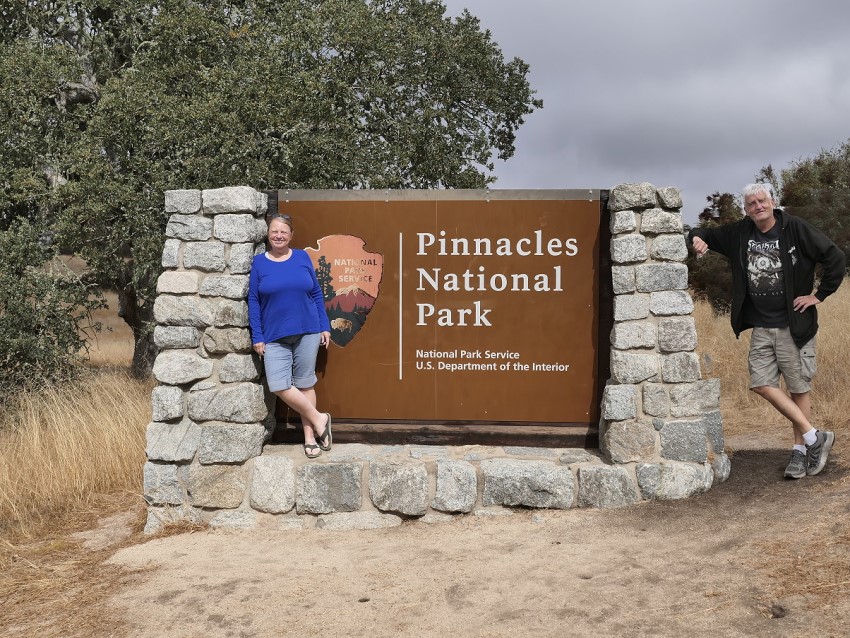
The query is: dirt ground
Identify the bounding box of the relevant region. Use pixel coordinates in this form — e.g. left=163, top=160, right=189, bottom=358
left=4, top=431, right=849, bottom=638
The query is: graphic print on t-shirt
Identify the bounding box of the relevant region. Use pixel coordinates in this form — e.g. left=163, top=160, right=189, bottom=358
left=747, top=237, right=784, bottom=296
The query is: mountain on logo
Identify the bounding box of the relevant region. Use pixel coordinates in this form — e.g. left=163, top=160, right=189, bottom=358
left=326, top=284, right=376, bottom=313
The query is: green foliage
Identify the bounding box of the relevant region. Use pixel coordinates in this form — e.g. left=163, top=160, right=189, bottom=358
left=0, top=219, right=104, bottom=402
left=0, top=39, right=91, bottom=229
left=686, top=192, right=743, bottom=313
left=780, top=140, right=850, bottom=265
left=2, top=0, right=541, bottom=375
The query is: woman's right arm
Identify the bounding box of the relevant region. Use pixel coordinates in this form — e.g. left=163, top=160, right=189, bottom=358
left=248, top=257, right=265, bottom=350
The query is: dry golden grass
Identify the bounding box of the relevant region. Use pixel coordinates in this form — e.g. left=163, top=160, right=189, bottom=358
left=694, top=282, right=850, bottom=437
left=0, top=370, right=152, bottom=540
left=0, top=492, right=147, bottom=638
left=85, top=290, right=136, bottom=369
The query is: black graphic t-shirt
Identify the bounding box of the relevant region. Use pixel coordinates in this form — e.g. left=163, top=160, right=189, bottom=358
left=743, top=223, right=787, bottom=327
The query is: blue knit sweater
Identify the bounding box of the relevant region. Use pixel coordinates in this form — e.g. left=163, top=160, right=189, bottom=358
left=248, top=250, right=330, bottom=344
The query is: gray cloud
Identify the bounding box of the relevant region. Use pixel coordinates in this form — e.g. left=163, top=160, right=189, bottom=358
left=443, top=0, right=850, bottom=223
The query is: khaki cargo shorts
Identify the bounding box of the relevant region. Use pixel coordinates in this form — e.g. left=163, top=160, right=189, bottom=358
left=748, top=326, right=816, bottom=394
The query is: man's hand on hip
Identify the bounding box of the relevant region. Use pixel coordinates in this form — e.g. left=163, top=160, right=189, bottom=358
left=793, top=295, right=821, bottom=312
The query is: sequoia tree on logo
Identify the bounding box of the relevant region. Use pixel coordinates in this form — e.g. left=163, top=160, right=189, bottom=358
left=306, top=235, right=384, bottom=347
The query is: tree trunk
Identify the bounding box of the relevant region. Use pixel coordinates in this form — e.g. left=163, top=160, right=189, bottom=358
left=117, top=285, right=158, bottom=378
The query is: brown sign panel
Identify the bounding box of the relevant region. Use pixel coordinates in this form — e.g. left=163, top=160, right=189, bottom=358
left=277, top=191, right=603, bottom=426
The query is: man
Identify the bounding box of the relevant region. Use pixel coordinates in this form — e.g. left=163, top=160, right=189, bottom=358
left=689, top=183, right=845, bottom=479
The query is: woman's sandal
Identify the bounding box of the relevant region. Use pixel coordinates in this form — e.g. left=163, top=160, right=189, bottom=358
left=303, top=443, right=322, bottom=459
left=316, top=413, right=333, bottom=451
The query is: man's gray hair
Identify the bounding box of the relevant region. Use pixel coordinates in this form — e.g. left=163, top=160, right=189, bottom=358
left=742, top=183, right=775, bottom=203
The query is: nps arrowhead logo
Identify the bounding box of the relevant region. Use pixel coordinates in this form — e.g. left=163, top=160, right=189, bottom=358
left=306, top=235, right=384, bottom=347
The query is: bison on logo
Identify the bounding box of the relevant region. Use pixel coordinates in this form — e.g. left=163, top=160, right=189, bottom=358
left=306, top=235, right=383, bottom=347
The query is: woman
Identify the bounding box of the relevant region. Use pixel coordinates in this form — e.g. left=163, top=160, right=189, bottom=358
left=248, top=213, right=332, bottom=458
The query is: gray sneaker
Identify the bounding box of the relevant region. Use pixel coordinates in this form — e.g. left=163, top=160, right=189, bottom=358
left=784, top=449, right=807, bottom=479
left=806, top=430, right=835, bottom=476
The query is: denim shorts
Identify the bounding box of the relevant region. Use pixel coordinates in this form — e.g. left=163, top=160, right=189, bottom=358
left=748, top=326, right=816, bottom=394
left=262, top=333, right=321, bottom=392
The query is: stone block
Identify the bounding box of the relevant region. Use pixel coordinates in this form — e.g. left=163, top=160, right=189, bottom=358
left=659, top=419, right=708, bottom=462
left=143, top=504, right=203, bottom=534
left=146, top=420, right=200, bottom=462
left=611, top=235, right=647, bottom=264
left=432, top=460, right=477, bottom=513
left=202, top=186, right=264, bottom=215
left=481, top=459, right=574, bottom=509
left=214, top=300, right=249, bottom=328
left=640, top=208, right=683, bottom=234
left=151, top=385, right=184, bottom=422
left=611, top=321, right=656, bottom=350
left=143, top=462, right=184, bottom=505
left=656, top=187, right=683, bottom=209
left=250, top=456, right=296, bottom=514
left=209, top=510, right=257, bottom=529
left=198, top=422, right=266, bottom=464
left=183, top=242, right=226, bottom=272
left=669, top=380, right=720, bottom=417
left=153, top=295, right=214, bottom=327
left=703, top=410, right=724, bottom=453
left=613, top=293, right=650, bottom=321
left=504, top=447, right=559, bottom=458
left=296, top=462, right=362, bottom=514
left=712, top=452, right=731, bottom=484
left=187, top=463, right=249, bottom=508
left=635, top=263, right=688, bottom=292
left=187, top=383, right=267, bottom=423
left=559, top=449, right=597, bottom=465
left=636, top=462, right=713, bottom=500
left=165, top=214, right=212, bottom=241
left=610, top=351, right=659, bottom=384
left=202, top=327, right=252, bottom=354
left=161, top=238, right=180, bottom=268
left=577, top=465, right=641, bottom=508
left=152, top=350, right=214, bottom=385
left=409, top=445, right=453, bottom=459
left=154, top=326, right=202, bottom=349
left=213, top=214, right=265, bottom=243
left=642, top=383, right=669, bottom=418
left=601, top=420, right=657, bottom=463
left=650, top=290, right=694, bottom=316
left=611, top=265, right=636, bottom=294
left=156, top=271, right=200, bottom=295
left=610, top=210, right=636, bottom=234
left=369, top=460, right=429, bottom=516
left=199, top=275, right=250, bottom=299
left=419, top=513, right=457, bottom=525
left=219, top=353, right=261, bottom=383
left=165, top=189, right=202, bottom=214
left=661, top=352, right=701, bottom=382
left=608, top=182, right=656, bottom=212
left=229, top=243, right=256, bottom=274
left=601, top=385, right=637, bottom=421
left=649, top=234, right=688, bottom=262
left=658, top=317, right=697, bottom=352
left=316, top=512, right=403, bottom=531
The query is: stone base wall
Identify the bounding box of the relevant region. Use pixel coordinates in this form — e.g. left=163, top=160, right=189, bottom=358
left=143, top=184, right=727, bottom=533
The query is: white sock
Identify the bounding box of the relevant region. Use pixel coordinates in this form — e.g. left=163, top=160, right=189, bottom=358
left=803, top=429, right=818, bottom=446
left=793, top=444, right=807, bottom=454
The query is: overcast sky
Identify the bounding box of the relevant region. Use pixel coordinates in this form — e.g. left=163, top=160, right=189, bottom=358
left=441, top=0, right=850, bottom=224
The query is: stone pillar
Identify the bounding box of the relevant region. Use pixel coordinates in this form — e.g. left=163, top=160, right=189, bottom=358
left=143, top=186, right=272, bottom=531
left=599, top=182, right=730, bottom=501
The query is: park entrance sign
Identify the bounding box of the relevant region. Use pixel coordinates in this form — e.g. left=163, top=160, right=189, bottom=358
left=272, top=190, right=609, bottom=432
